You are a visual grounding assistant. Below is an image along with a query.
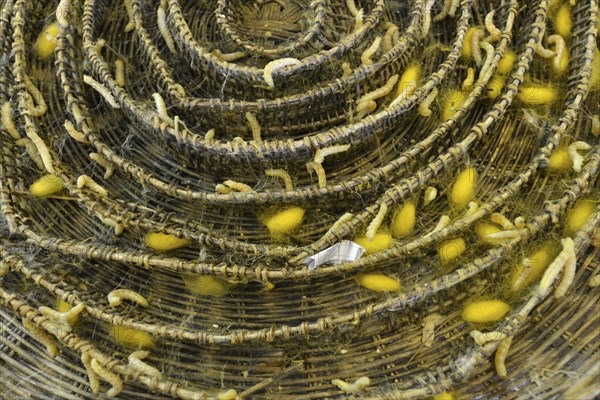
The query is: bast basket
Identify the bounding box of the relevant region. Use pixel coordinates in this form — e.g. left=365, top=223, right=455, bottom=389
left=0, top=0, right=598, bottom=398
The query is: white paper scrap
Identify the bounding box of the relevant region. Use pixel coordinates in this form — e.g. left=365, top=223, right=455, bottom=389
left=304, top=240, right=366, bottom=270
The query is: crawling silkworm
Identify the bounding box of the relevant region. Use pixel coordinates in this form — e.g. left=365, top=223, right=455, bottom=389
left=90, top=358, right=123, bottom=398
left=83, top=75, right=120, bottom=108
left=265, top=169, right=294, bottom=190
left=76, top=175, right=108, bottom=196
left=107, top=289, right=149, bottom=308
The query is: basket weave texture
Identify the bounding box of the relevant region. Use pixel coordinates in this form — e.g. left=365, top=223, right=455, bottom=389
left=0, top=0, right=599, bottom=398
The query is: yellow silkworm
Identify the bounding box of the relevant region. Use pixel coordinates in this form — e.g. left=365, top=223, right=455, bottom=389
left=354, top=9, right=364, bottom=31
left=205, top=128, right=215, bottom=144
left=418, top=87, right=438, bottom=117
left=538, top=237, right=575, bottom=294
left=90, top=359, right=123, bottom=398
left=448, top=0, right=459, bottom=17
left=554, top=248, right=576, bottom=298
left=490, top=212, right=515, bottom=230
left=547, top=35, right=568, bottom=73
left=470, top=28, right=485, bottom=65
left=64, top=120, right=88, bottom=143
left=152, top=92, right=170, bottom=122
left=128, top=350, right=162, bottom=377
left=15, top=138, right=45, bottom=170
left=462, top=300, right=511, bottom=323
left=29, top=174, right=64, bottom=197
left=565, top=199, right=596, bottom=236
left=383, top=24, right=399, bottom=52
left=39, top=303, right=84, bottom=330
left=592, top=114, right=600, bottom=136
left=263, top=58, right=302, bottom=88
left=342, top=62, right=352, bottom=77
left=23, top=128, right=54, bottom=173
left=95, top=212, right=124, bottom=235
left=327, top=212, right=354, bottom=234
left=449, top=167, right=477, bottom=209
left=314, top=144, right=351, bottom=163
left=23, top=319, right=58, bottom=357
left=109, top=324, right=154, bottom=348
left=222, top=179, right=253, bottom=192
left=213, top=49, right=247, bottom=62
left=89, top=153, right=114, bottom=179
left=262, top=207, right=305, bottom=236
left=476, top=223, right=509, bottom=245
left=356, top=75, right=399, bottom=105
left=433, top=0, right=452, bottom=22
left=353, top=231, right=393, bottom=254
left=511, top=240, right=559, bottom=291
left=23, top=75, right=47, bottom=117
left=392, top=63, right=421, bottom=104
left=514, top=216, right=525, bottom=229
left=56, top=298, right=81, bottom=324
left=265, top=168, right=293, bottom=190
left=462, top=68, right=475, bottom=91
left=470, top=330, right=507, bottom=346
left=332, top=377, right=371, bottom=394
left=554, top=4, right=571, bottom=38
left=56, top=0, right=71, bottom=27
left=245, top=112, right=262, bottom=143
left=495, top=336, right=513, bottom=379
left=478, top=41, right=496, bottom=77
left=145, top=232, right=190, bottom=251
left=483, top=229, right=521, bottom=240
left=114, top=60, right=125, bottom=87
left=1, top=102, right=20, bottom=139
left=567, top=141, right=591, bottom=173
left=535, top=40, right=555, bottom=59
left=484, top=10, right=502, bottom=41
left=441, top=89, right=469, bottom=120
left=306, top=161, right=327, bottom=188
left=360, top=36, right=382, bottom=66
left=422, top=313, right=443, bottom=347
left=94, top=39, right=106, bottom=55
left=366, top=203, right=388, bottom=241
left=591, top=49, right=600, bottom=91
left=355, top=99, right=377, bottom=119
left=182, top=275, right=234, bottom=296
left=421, top=0, right=435, bottom=38
left=76, top=175, right=107, bottom=195
left=215, top=184, right=231, bottom=194
left=391, top=201, right=416, bottom=238
left=123, top=0, right=135, bottom=32
left=157, top=5, right=177, bottom=54
left=83, top=75, right=121, bottom=108
left=345, top=0, right=359, bottom=16
left=464, top=201, right=479, bottom=217
left=497, top=50, right=517, bottom=75
left=108, top=289, right=148, bottom=308
left=81, top=353, right=100, bottom=395
left=35, top=23, right=60, bottom=60
left=431, top=214, right=450, bottom=233
left=423, top=186, right=437, bottom=205
left=217, top=390, right=238, bottom=400
left=438, top=237, right=466, bottom=263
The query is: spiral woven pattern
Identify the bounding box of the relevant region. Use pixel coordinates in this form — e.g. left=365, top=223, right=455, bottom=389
left=0, top=0, right=598, bottom=398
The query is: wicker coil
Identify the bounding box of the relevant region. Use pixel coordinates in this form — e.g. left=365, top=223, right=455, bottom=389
left=0, top=0, right=598, bottom=398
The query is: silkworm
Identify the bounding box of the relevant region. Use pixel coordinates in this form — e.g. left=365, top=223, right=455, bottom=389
left=76, top=175, right=108, bottom=196
left=223, top=179, right=253, bottom=192
left=265, top=168, right=293, bottom=190
left=213, top=49, right=247, bottom=62
left=245, top=112, right=262, bottom=143
left=470, top=330, right=507, bottom=346
left=421, top=0, right=435, bottom=38
left=152, top=92, right=170, bottom=122
left=464, top=201, right=479, bottom=217
left=328, top=212, right=354, bottom=234
left=108, top=289, right=148, bottom=308
left=546, top=35, right=566, bottom=71
left=383, top=24, right=399, bottom=52
left=554, top=249, right=576, bottom=298
left=64, top=120, right=88, bottom=143
left=484, top=10, right=502, bottom=41
left=592, top=114, right=600, bottom=136
left=114, top=60, right=125, bottom=87
left=514, top=216, right=526, bottom=229
left=491, top=212, right=515, bottom=230
left=83, top=75, right=120, bottom=108
left=89, top=153, right=114, bottom=179
left=23, top=319, right=58, bottom=357
left=495, top=336, right=513, bottom=379
left=535, top=37, right=555, bottom=59
left=332, top=377, right=371, bottom=394
left=306, top=161, right=327, bottom=188
left=314, top=144, right=351, bottom=164
left=356, top=74, right=399, bottom=105
left=218, top=389, right=238, bottom=400
left=21, top=130, right=54, bottom=173
left=215, top=184, right=231, bottom=194
left=355, top=99, right=377, bottom=119
left=157, top=5, right=177, bottom=54
left=354, top=8, right=364, bottom=31
left=366, top=203, right=388, bottom=241
left=23, top=75, right=47, bottom=117
left=123, top=0, right=135, bottom=32
left=423, top=186, right=438, bottom=205
left=39, top=303, right=85, bottom=327
left=128, top=350, right=162, bottom=377
left=81, top=353, right=100, bottom=395
left=539, top=237, right=575, bottom=294
left=263, top=58, right=301, bottom=88
left=484, top=229, right=522, bottom=240
left=1, top=102, right=20, bottom=139
left=205, top=128, right=215, bottom=144
left=462, top=68, right=475, bottom=91
left=360, top=37, right=381, bottom=66
left=567, top=141, right=591, bottom=173
left=470, top=29, right=485, bottom=65
left=433, top=0, right=452, bottom=22
left=479, top=41, right=495, bottom=77
left=95, top=212, right=123, bottom=235
left=15, top=138, right=45, bottom=170
left=422, top=313, right=443, bottom=347
left=431, top=214, right=450, bottom=233
left=448, top=0, right=459, bottom=17
left=56, top=0, right=70, bottom=27
left=94, top=39, right=106, bottom=55
left=342, top=62, right=352, bottom=76
left=90, top=358, right=123, bottom=398
left=345, top=0, right=359, bottom=16
left=418, top=87, right=438, bottom=117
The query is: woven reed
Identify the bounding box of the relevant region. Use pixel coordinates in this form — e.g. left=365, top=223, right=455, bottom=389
left=0, top=0, right=598, bottom=398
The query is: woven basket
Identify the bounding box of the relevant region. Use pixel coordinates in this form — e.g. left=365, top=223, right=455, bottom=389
left=0, top=0, right=598, bottom=398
